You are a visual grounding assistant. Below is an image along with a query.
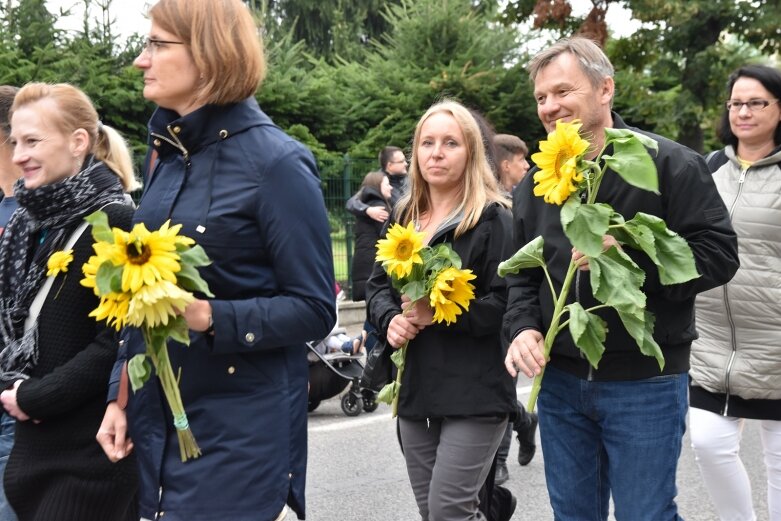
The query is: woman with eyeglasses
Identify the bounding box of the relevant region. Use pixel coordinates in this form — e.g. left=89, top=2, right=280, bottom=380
left=689, top=64, right=781, bottom=521
left=95, top=1, right=336, bottom=520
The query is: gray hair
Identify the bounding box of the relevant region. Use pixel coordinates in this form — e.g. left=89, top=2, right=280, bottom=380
left=528, top=37, right=614, bottom=90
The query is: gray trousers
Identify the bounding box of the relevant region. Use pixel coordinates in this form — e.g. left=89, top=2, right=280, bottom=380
left=399, top=415, right=508, bottom=521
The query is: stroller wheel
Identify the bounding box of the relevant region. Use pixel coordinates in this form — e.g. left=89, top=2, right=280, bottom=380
left=307, top=399, right=321, bottom=412
left=341, top=393, right=362, bottom=417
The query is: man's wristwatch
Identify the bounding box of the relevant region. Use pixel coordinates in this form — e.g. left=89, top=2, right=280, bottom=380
left=205, top=313, right=214, bottom=335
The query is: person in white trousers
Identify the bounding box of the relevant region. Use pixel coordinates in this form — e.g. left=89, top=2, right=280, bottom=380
left=689, top=63, right=781, bottom=521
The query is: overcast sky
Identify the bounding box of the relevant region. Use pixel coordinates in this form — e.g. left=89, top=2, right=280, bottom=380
left=46, top=0, right=637, bottom=44
left=48, top=1, right=150, bottom=41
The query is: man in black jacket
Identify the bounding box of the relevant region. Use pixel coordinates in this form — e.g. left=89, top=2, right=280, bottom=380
left=503, top=37, right=739, bottom=520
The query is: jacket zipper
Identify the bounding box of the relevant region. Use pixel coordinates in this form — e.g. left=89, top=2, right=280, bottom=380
left=721, top=165, right=747, bottom=416
left=574, top=269, right=594, bottom=381
left=721, top=284, right=737, bottom=416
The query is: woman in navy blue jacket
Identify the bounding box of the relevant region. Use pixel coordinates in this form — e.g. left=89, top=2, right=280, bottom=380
left=96, top=1, right=336, bottom=520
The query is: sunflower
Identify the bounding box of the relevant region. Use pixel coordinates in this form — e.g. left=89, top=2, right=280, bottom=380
left=47, top=249, right=74, bottom=277
left=126, top=280, right=195, bottom=328
left=429, top=267, right=477, bottom=325
left=531, top=119, right=590, bottom=205
left=111, top=221, right=184, bottom=293
left=80, top=255, right=101, bottom=295
left=89, top=291, right=132, bottom=331
left=157, top=220, right=196, bottom=248
left=376, top=222, right=426, bottom=279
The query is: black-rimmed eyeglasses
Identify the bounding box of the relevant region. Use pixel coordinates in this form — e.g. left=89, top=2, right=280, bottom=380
left=725, top=99, right=779, bottom=112
left=141, top=37, right=185, bottom=56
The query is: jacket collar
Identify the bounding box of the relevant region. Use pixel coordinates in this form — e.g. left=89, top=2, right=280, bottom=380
left=725, top=143, right=781, bottom=168
left=428, top=202, right=502, bottom=244
left=147, top=97, right=273, bottom=160
left=611, top=111, right=630, bottom=130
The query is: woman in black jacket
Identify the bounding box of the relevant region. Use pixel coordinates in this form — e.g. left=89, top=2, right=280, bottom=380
left=0, top=83, right=138, bottom=521
left=366, top=100, right=516, bottom=521
left=350, top=170, right=391, bottom=302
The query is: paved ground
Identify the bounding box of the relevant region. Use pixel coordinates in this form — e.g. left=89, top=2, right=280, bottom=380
left=296, top=376, right=770, bottom=520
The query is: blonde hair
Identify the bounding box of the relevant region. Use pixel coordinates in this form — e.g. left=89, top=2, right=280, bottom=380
left=150, top=0, right=265, bottom=105
left=11, top=82, right=139, bottom=192
left=398, top=100, right=509, bottom=238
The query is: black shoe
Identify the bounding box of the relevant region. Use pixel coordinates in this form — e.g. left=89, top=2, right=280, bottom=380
left=491, top=485, right=517, bottom=521
left=517, top=412, right=538, bottom=466
left=494, top=462, right=509, bottom=485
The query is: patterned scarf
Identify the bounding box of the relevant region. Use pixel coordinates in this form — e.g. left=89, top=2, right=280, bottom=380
left=0, top=157, right=126, bottom=384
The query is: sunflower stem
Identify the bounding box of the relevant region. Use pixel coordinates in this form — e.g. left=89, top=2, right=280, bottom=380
left=527, top=260, right=579, bottom=413
left=390, top=302, right=418, bottom=418
left=143, top=328, right=201, bottom=462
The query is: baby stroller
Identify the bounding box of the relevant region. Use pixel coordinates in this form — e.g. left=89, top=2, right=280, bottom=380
left=306, top=329, right=379, bottom=417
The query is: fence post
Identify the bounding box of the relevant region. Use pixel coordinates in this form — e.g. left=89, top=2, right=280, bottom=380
left=342, top=153, right=354, bottom=298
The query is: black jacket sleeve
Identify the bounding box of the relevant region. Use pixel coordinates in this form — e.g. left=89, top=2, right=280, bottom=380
left=632, top=145, right=739, bottom=301
left=502, top=177, right=545, bottom=344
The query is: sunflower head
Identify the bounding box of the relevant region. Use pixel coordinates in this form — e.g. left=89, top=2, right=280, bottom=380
left=112, top=222, right=183, bottom=293
left=429, top=267, right=477, bottom=325
left=126, top=280, right=195, bottom=329
left=47, top=249, right=74, bottom=277
left=376, top=222, right=426, bottom=280
left=89, top=291, right=132, bottom=331
left=530, top=119, right=590, bottom=205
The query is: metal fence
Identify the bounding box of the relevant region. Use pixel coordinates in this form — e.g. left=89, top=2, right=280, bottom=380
left=318, top=155, right=378, bottom=300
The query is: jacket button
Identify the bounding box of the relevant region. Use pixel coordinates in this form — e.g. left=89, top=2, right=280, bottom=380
left=227, top=366, right=236, bottom=375
left=172, top=126, right=181, bottom=134
left=245, top=332, right=255, bottom=343
left=289, top=473, right=293, bottom=479
left=219, top=129, right=229, bottom=139
left=153, top=139, right=162, bottom=147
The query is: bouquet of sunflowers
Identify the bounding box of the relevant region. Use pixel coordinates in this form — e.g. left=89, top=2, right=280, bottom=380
left=375, top=222, right=476, bottom=417
left=81, top=211, right=213, bottom=462
left=498, top=120, right=699, bottom=412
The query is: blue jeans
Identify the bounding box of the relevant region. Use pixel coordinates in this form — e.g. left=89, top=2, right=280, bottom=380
left=0, top=412, right=17, bottom=521
left=538, top=366, right=687, bottom=521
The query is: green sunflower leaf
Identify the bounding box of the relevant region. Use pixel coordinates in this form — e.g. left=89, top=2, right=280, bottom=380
left=176, top=262, right=214, bottom=297
left=128, top=353, right=152, bottom=392
left=401, top=280, right=427, bottom=302
left=498, top=236, right=546, bottom=276
left=602, top=129, right=659, bottom=193
left=377, top=381, right=398, bottom=404
left=168, top=315, right=191, bottom=345
left=390, top=347, right=406, bottom=371
left=179, top=245, right=212, bottom=267
left=95, top=261, right=124, bottom=295
left=588, top=246, right=646, bottom=309
left=616, top=308, right=665, bottom=370
left=567, top=302, right=606, bottom=369
left=84, top=210, right=114, bottom=243
left=561, top=198, right=613, bottom=258
left=623, top=213, right=700, bottom=285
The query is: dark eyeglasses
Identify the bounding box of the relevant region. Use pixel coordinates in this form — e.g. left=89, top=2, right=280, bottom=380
left=141, top=37, right=185, bottom=56
left=725, top=99, right=779, bottom=112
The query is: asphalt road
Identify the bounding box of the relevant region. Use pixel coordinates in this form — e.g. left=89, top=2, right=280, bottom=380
left=295, top=377, right=770, bottom=521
